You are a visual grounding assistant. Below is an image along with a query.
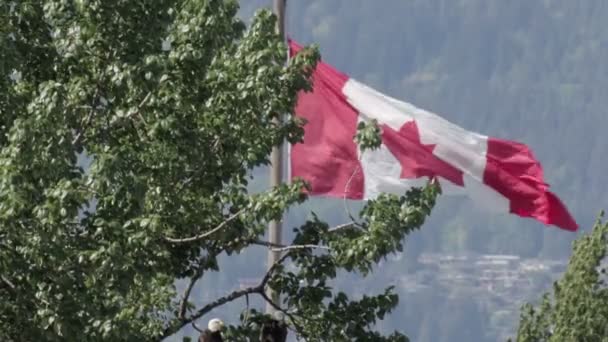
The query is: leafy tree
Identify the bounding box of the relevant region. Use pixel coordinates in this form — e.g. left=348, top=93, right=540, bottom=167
left=512, top=213, right=608, bottom=342
left=0, top=1, right=438, bottom=341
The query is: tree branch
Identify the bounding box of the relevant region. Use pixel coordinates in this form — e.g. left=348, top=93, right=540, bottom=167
left=177, top=249, right=222, bottom=320
left=178, top=267, right=204, bottom=320
left=72, top=87, right=101, bottom=146
left=163, top=208, right=245, bottom=244
left=252, top=240, right=331, bottom=252
left=128, top=91, right=152, bottom=125
left=71, top=57, right=116, bottom=148
left=274, top=244, right=330, bottom=252
left=260, top=252, right=290, bottom=285
left=1, top=275, right=15, bottom=291
left=250, top=240, right=284, bottom=248
left=328, top=221, right=361, bottom=233
left=158, top=250, right=290, bottom=339
left=166, top=285, right=260, bottom=338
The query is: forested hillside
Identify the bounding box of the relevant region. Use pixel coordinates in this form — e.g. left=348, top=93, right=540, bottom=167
left=172, top=1, right=608, bottom=341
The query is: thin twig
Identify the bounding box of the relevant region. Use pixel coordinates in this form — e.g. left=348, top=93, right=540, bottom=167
left=72, top=88, right=101, bottom=146
left=131, top=91, right=152, bottom=125
left=178, top=267, right=204, bottom=320
left=164, top=208, right=245, bottom=244
left=252, top=240, right=331, bottom=252
left=138, top=91, right=152, bottom=109
left=1, top=275, right=15, bottom=290
left=327, top=222, right=362, bottom=233
left=273, top=244, right=330, bottom=252
left=162, top=284, right=261, bottom=338
left=343, top=162, right=362, bottom=223
left=243, top=293, right=250, bottom=325
left=72, top=56, right=115, bottom=147
left=261, top=253, right=290, bottom=286
left=191, top=322, right=204, bottom=333
left=250, top=239, right=285, bottom=248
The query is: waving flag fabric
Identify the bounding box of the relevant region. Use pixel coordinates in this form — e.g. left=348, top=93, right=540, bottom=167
left=288, top=40, right=577, bottom=231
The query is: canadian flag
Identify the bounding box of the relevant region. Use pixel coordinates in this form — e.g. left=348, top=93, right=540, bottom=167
left=289, top=40, right=578, bottom=231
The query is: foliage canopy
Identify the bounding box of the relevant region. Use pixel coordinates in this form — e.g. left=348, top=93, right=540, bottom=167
left=0, top=1, right=438, bottom=340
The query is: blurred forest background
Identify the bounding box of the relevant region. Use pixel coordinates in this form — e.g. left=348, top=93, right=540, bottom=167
left=170, top=1, right=608, bottom=341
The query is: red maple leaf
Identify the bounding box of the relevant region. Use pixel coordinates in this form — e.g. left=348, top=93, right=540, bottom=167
left=381, top=121, right=464, bottom=186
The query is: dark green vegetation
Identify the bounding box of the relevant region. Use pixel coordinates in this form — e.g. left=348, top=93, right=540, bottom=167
left=1, top=1, right=440, bottom=341
left=514, top=214, right=608, bottom=341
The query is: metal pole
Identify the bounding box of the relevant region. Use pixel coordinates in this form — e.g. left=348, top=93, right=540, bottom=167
left=266, top=0, right=286, bottom=314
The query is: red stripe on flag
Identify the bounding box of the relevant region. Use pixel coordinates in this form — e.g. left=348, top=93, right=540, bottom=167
left=483, top=138, right=578, bottom=231
left=289, top=41, right=364, bottom=199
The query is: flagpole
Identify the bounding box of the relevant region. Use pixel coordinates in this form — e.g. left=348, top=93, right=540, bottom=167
left=266, top=0, right=287, bottom=314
